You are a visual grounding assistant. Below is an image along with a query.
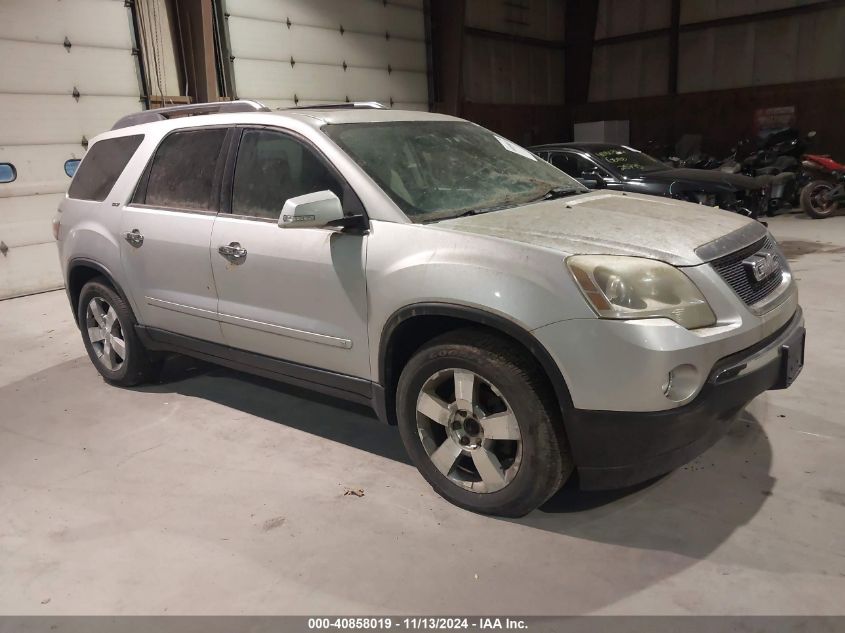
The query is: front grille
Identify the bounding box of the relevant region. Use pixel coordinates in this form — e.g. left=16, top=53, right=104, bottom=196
left=710, top=235, right=785, bottom=306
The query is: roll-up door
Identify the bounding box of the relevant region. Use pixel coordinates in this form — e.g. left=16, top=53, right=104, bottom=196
left=0, top=0, right=142, bottom=298
left=221, top=0, right=429, bottom=110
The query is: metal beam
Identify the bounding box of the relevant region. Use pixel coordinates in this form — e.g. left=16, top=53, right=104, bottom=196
left=679, top=0, right=845, bottom=33
left=464, top=26, right=565, bottom=50
left=429, top=0, right=466, bottom=116
left=594, top=0, right=845, bottom=47
left=564, top=0, right=599, bottom=106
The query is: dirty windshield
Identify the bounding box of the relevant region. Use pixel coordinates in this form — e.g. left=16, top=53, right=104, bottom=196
left=594, top=146, right=670, bottom=177
left=323, top=121, right=584, bottom=222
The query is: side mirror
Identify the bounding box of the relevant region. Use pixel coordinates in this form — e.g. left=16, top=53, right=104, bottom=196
left=278, top=190, right=344, bottom=229
left=577, top=170, right=604, bottom=189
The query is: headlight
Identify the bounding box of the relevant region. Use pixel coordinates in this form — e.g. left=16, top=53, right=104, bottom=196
left=567, top=255, right=716, bottom=329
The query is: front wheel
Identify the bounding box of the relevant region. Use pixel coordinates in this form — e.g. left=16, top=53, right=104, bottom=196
left=396, top=329, right=573, bottom=517
left=801, top=180, right=837, bottom=219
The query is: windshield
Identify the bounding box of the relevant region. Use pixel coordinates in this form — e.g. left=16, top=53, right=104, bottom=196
left=593, top=146, right=670, bottom=177
left=323, top=121, right=585, bottom=222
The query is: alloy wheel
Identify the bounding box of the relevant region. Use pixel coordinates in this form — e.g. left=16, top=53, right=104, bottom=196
left=808, top=183, right=834, bottom=214
left=85, top=296, right=126, bottom=371
left=415, top=368, right=522, bottom=493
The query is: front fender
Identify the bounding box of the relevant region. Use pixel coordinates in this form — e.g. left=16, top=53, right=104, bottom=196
left=365, top=220, right=594, bottom=382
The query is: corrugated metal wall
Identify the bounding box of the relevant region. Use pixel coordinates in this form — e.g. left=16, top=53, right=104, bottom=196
left=589, top=0, right=845, bottom=102
left=589, top=37, right=670, bottom=102
left=462, top=0, right=565, bottom=105
left=589, top=0, right=671, bottom=101
left=679, top=3, right=845, bottom=92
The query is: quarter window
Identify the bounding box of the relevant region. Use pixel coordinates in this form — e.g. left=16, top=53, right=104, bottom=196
left=0, top=163, right=17, bottom=183
left=143, top=128, right=228, bottom=211
left=68, top=135, right=144, bottom=201
left=232, top=129, right=344, bottom=220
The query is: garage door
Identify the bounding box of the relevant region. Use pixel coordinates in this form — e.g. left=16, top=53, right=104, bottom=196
left=222, top=0, right=429, bottom=110
left=0, top=0, right=142, bottom=299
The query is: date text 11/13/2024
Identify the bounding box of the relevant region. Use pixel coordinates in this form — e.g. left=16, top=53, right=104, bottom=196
left=307, top=617, right=528, bottom=630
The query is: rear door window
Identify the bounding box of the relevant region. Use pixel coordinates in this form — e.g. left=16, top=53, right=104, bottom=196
left=67, top=135, right=144, bottom=201
left=142, top=128, right=228, bottom=211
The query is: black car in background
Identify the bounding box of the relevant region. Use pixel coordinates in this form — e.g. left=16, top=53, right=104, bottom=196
left=530, top=143, right=769, bottom=219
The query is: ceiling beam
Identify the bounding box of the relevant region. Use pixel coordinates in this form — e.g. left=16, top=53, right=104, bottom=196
left=464, top=26, right=565, bottom=50
left=594, top=0, right=845, bottom=47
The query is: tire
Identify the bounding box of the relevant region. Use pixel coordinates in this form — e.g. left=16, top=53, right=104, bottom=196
left=396, top=328, right=573, bottom=517
left=77, top=278, right=160, bottom=386
left=801, top=180, right=836, bottom=219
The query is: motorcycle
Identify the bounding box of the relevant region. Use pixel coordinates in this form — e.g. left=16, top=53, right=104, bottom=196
left=801, top=168, right=845, bottom=219
left=722, top=129, right=816, bottom=213
left=801, top=153, right=845, bottom=185
left=724, top=128, right=813, bottom=174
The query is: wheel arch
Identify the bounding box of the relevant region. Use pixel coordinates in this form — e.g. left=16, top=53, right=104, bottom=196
left=377, top=303, right=574, bottom=426
left=66, top=258, right=134, bottom=325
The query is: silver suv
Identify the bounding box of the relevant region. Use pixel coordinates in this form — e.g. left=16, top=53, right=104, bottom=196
left=55, top=101, right=805, bottom=517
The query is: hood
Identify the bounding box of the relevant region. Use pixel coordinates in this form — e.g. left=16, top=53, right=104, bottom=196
left=641, top=168, right=762, bottom=190
left=435, top=191, right=759, bottom=266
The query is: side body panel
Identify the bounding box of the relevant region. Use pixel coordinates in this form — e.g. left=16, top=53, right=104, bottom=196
left=364, top=219, right=596, bottom=383
left=209, top=215, right=371, bottom=379
left=119, top=206, right=223, bottom=344
left=57, top=132, right=163, bottom=321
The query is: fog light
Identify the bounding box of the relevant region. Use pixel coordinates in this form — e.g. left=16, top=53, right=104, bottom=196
left=662, top=364, right=699, bottom=402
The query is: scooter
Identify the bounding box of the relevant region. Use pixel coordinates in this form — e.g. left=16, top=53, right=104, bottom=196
left=801, top=169, right=845, bottom=219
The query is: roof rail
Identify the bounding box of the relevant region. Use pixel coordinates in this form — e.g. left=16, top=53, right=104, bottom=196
left=284, top=101, right=388, bottom=111
left=111, top=100, right=270, bottom=130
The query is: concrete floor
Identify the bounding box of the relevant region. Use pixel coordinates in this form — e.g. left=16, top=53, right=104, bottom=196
left=1, top=213, right=844, bottom=615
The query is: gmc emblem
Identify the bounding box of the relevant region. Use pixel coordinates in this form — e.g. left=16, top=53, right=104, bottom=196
left=743, top=252, right=779, bottom=282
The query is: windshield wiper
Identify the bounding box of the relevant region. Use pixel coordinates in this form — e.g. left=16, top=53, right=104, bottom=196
left=536, top=186, right=585, bottom=201
left=423, top=206, right=507, bottom=224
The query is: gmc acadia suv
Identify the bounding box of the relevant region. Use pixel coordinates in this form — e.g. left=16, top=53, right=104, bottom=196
left=55, top=101, right=805, bottom=517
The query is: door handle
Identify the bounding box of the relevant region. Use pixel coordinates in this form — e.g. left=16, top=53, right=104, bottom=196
left=218, top=242, right=247, bottom=262
left=123, top=229, right=144, bottom=247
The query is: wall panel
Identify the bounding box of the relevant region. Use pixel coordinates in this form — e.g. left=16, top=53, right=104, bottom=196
left=594, top=0, right=671, bottom=39
left=590, top=36, right=670, bottom=101
left=678, top=6, right=845, bottom=92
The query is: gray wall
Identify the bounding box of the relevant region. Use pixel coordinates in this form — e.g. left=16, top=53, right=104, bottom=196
left=589, top=0, right=845, bottom=102
left=462, top=0, right=565, bottom=105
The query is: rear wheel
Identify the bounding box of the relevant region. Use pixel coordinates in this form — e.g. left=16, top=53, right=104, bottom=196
left=801, top=180, right=836, bottom=219
left=396, top=329, right=572, bottom=517
left=78, top=278, right=160, bottom=386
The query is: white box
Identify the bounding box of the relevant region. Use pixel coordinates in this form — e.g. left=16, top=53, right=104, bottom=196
left=573, top=120, right=630, bottom=145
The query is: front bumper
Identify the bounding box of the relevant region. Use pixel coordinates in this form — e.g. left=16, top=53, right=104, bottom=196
left=567, top=307, right=805, bottom=490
